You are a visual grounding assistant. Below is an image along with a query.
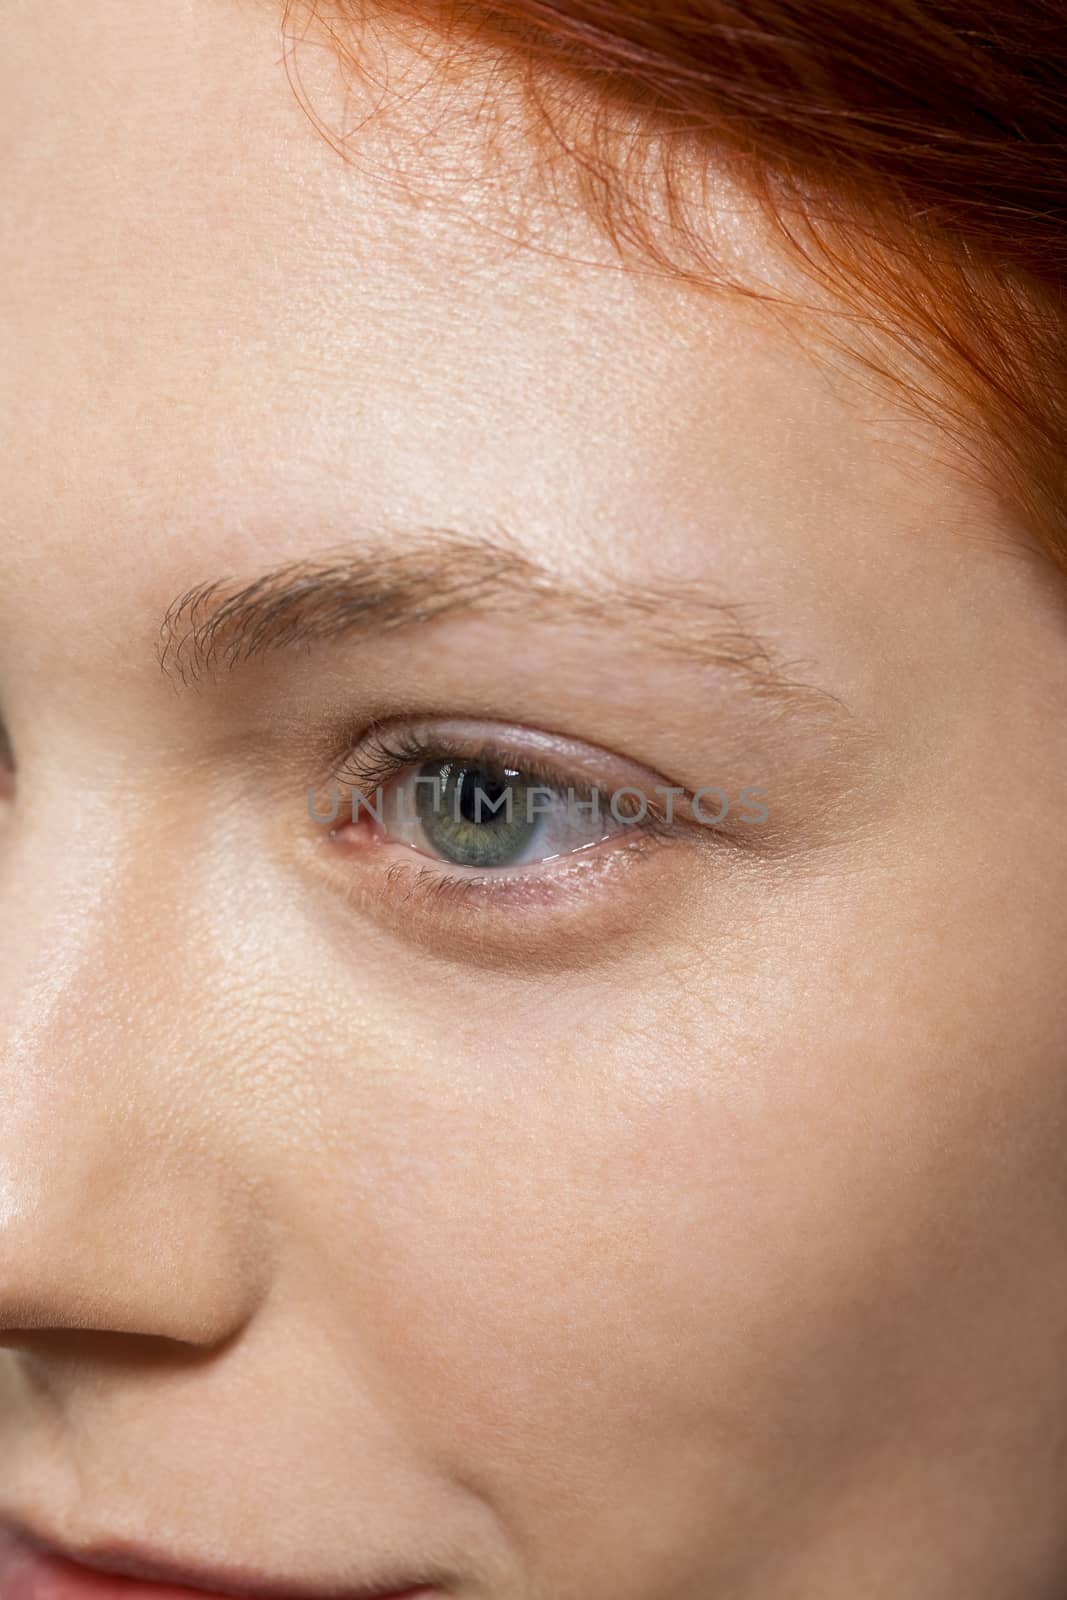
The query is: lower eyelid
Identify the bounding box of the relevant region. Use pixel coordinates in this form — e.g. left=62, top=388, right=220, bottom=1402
left=294, top=806, right=710, bottom=973
left=331, top=809, right=655, bottom=880
left=327, top=813, right=674, bottom=901
left=323, top=829, right=677, bottom=965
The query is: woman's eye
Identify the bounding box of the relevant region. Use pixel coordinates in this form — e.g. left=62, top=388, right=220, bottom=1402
left=383, top=756, right=626, bottom=870
left=321, top=720, right=679, bottom=884
left=312, top=720, right=710, bottom=961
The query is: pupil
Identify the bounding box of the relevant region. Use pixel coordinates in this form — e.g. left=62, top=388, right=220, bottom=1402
left=456, top=766, right=509, bottom=825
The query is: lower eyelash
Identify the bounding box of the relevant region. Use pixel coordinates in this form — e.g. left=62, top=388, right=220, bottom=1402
left=373, top=827, right=672, bottom=902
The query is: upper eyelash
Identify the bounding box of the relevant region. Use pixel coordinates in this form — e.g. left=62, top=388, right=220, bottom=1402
left=333, top=724, right=663, bottom=816
left=327, top=721, right=682, bottom=846
left=332, top=722, right=519, bottom=794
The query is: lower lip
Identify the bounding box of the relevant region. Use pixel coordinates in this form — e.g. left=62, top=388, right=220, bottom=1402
left=0, top=1542, right=437, bottom=1600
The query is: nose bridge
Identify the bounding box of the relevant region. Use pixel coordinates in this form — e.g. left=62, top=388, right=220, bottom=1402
left=0, top=802, right=269, bottom=1347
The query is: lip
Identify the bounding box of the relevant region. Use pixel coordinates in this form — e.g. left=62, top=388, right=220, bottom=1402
left=0, top=1523, right=444, bottom=1600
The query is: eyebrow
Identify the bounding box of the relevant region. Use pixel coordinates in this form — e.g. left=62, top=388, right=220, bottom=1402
left=156, top=528, right=851, bottom=725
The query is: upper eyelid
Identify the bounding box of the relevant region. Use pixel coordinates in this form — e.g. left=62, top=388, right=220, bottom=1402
left=337, top=741, right=605, bottom=803
left=327, top=714, right=686, bottom=802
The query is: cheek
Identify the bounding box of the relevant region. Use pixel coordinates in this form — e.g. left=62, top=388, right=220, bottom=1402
left=262, top=968, right=1030, bottom=1589
left=251, top=812, right=1067, bottom=1592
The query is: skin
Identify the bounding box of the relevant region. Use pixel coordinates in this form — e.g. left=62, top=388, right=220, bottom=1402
left=2, top=3, right=1067, bottom=1597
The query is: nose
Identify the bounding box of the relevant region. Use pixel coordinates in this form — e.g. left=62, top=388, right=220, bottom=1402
left=0, top=801, right=270, bottom=1351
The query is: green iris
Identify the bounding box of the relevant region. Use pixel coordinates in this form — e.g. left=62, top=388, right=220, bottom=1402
left=415, top=758, right=540, bottom=867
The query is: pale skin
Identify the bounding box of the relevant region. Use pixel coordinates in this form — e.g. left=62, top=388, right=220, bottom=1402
left=1, top=2, right=1067, bottom=1597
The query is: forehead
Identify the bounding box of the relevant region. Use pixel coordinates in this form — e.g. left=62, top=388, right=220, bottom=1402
left=0, top=0, right=1003, bottom=706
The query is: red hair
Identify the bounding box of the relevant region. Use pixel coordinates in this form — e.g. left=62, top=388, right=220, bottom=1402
left=281, top=0, right=1067, bottom=576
